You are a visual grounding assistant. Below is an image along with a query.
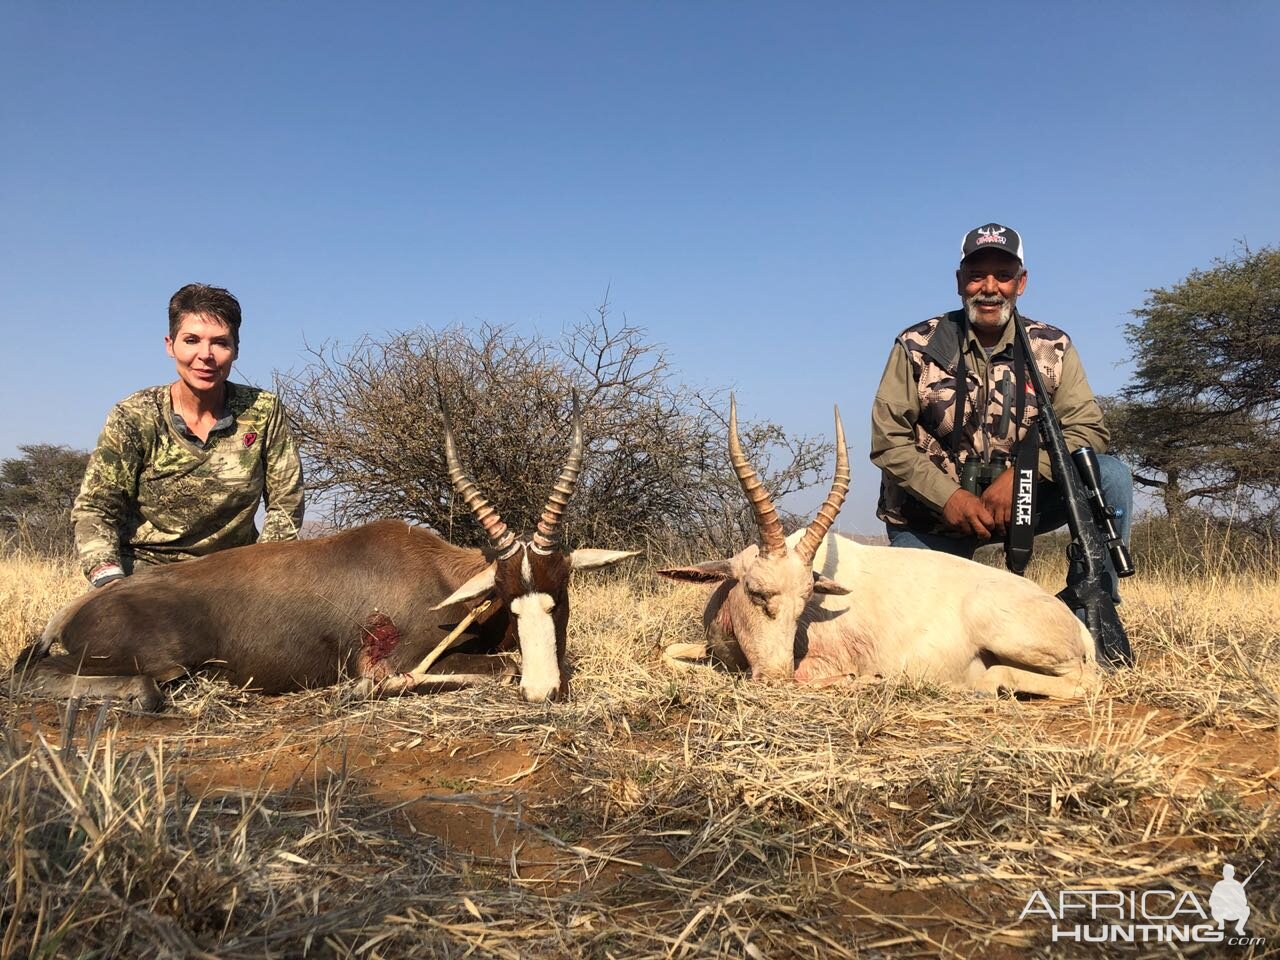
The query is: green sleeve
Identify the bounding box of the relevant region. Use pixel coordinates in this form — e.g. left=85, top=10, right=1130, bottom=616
left=259, top=397, right=305, bottom=541
left=870, top=341, right=961, bottom=512
left=72, top=404, right=145, bottom=577
left=1040, top=344, right=1110, bottom=480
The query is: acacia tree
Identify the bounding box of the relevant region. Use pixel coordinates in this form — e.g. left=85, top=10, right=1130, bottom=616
left=0, top=444, right=89, bottom=555
left=277, top=305, right=831, bottom=554
left=1105, top=246, right=1280, bottom=525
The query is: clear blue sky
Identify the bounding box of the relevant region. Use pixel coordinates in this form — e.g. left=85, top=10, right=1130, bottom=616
left=2, top=2, right=1277, bottom=533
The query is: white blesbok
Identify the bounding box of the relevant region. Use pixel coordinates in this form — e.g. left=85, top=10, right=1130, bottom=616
left=658, top=399, right=1099, bottom=698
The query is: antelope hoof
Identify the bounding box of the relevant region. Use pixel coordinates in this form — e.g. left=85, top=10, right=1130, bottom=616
left=663, top=642, right=710, bottom=670
left=123, top=677, right=165, bottom=712
left=342, top=678, right=379, bottom=702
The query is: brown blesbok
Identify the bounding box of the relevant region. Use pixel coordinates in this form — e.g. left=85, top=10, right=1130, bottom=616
left=658, top=398, right=1099, bottom=698
left=15, top=402, right=636, bottom=709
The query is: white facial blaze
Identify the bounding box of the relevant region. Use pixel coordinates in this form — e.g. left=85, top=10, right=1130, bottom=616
left=509, top=592, right=559, bottom=701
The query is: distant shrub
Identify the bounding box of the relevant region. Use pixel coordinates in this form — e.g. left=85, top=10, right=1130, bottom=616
left=0, top=444, right=88, bottom=557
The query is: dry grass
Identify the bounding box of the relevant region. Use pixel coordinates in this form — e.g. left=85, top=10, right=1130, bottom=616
left=0, top=552, right=81, bottom=660
left=0, top=543, right=1277, bottom=958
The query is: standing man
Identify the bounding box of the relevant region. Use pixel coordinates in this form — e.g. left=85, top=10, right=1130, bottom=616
left=871, top=223, right=1132, bottom=575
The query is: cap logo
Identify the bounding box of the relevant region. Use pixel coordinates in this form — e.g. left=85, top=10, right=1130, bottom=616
left=243, top=432, right=258, bottom=448
left=976, top=226, right=1007, bottom=246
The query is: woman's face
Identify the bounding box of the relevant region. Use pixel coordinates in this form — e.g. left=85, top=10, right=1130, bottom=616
left=165, top=313, right=236, bottom=395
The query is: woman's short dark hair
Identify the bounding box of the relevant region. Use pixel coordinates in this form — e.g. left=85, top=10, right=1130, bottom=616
left=168, top=284, right=242, bottom=348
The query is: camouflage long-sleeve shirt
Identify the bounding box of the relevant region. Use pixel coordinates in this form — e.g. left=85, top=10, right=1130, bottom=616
left=73, top=382, right=305, bottom=579
left=871, top=311, right=1108, bottom=532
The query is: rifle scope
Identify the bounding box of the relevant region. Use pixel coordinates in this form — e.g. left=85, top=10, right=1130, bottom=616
left=1070, top=447, right=1135, bottom=578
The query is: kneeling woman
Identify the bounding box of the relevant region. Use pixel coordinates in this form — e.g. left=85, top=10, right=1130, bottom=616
left=73, top=283, right=305, bottom=587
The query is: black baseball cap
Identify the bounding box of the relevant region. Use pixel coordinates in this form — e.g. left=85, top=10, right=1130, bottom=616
left=960, top=223, right=1024, bottom=265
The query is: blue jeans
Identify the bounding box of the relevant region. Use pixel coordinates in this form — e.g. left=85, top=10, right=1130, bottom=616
left=887, top=454, right=1133, bottom=596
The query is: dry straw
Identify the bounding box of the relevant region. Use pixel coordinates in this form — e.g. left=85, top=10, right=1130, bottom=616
left=0, top=533, right=1276, bottom=958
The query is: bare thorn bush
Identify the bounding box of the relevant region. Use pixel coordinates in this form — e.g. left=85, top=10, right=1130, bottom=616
left=276, top=303, right=831, bottom=555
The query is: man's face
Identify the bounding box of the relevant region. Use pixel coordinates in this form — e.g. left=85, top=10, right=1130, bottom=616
left=956, top=249, right=1027, bottom=337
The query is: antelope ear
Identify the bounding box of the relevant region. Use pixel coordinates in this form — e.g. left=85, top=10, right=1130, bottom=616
left=432, top=565, right=497, bottom=609
left=569, top=548, right=640, bottom=572
left=657, top=559, right=735, bottom=584
left=813, top=573, right=850, bottom=595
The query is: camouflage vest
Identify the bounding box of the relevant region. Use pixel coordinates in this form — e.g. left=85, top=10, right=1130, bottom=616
left=879, top=311, right=1071, bottom=531
left=73, top=382, right=304, bottom=577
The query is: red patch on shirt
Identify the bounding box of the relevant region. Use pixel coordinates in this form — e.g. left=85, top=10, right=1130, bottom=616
left=243, top=432, right=258, bottom=447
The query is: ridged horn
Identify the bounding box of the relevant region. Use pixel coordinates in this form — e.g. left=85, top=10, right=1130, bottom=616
left=728, top=394, right=786, bottom=557
left=795, top=405, right=849, bottom=563
left=442, top=399, right=517, bottom=555
left=531, top=392, right=584, bottom=552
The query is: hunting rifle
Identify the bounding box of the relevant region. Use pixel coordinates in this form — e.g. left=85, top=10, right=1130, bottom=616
left=1008, top=312, right=1135, bottom=669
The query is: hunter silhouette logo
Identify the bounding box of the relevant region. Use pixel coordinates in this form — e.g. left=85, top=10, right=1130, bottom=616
left=1018, top=861, right=1266, bottom=946
left=1211, top=863, right=1258, bottom=935
left=976, top=225, right=1008, bottom=246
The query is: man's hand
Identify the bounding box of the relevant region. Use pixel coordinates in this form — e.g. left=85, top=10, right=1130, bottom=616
left=979, top=467, right=1016, bottom=536
left=941, top=489, right=996, bottom=539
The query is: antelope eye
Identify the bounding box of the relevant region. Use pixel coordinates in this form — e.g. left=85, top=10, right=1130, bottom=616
left=745, top=587, right=769, bottom=606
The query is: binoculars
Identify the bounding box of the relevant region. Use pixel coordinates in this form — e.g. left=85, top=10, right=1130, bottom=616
left=959, top=457, right=1007, bottom=495
left=960, top=448, right=1134, bottom=580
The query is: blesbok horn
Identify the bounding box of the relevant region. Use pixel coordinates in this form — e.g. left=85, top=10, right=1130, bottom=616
left=441, top=399, right=518, bottom=556
left=531, top=392, right=584, bottom=553
left=728, top=394, right=786, bottom=557
left=794, top=406, right=849, bottom=563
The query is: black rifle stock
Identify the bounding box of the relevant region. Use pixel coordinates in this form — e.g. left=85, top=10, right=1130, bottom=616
left=1011, top=314, right=1135, bottom=669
